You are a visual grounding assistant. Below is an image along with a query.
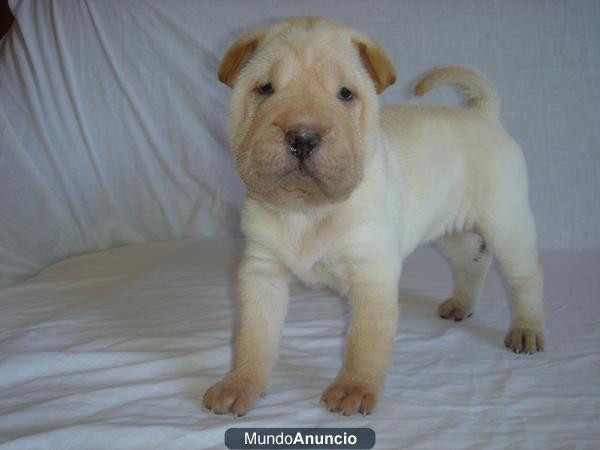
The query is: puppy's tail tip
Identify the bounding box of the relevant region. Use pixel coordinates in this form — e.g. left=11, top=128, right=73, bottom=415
left=414, top=66, right=500, bottom=118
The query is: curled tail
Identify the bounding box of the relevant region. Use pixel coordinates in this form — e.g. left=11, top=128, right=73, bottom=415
left=414, top=66, right=500, bottom=118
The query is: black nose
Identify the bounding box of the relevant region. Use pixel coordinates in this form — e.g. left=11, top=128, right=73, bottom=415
left=285, top=127, right=321, bottom=160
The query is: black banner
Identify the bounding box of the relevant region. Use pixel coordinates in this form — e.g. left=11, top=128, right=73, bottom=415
left=225, top=428, right=375, bottom=449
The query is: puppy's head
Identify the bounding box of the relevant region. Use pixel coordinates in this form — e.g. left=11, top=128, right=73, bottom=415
left=219, top=17, right=396, bottom=207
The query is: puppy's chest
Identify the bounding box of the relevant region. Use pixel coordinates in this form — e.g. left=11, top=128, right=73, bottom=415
left=282, top=246, right=349, bottom=294
left=271, top=222, right=350, bottom=294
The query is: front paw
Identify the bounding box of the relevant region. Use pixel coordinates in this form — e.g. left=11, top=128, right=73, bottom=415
left=321, top=380, right=380, bottom=416
left=504, top=327, right=544, bottom=354
left=202, top=375, right=265, bottom=416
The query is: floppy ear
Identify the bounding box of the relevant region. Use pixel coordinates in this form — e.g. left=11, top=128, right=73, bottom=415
left=351, top=34, right=396, bottom=94
left=218, top=28, right=267, bottom=88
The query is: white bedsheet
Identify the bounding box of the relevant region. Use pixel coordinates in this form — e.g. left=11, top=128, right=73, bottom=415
left=0, top=239, right=598, bottom=449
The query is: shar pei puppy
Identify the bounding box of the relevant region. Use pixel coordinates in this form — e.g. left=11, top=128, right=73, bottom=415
left=203, top=17, right=544, bottom=417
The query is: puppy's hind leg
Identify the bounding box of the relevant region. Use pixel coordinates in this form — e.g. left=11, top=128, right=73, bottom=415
left=478, top=203, right=544, bottom=354
left=436, top=232, right=492, bottom=321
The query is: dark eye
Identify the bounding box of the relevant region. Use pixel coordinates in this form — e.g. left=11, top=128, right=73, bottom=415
left=257, top=82, right=274, bottom=95
left=338, top=87, right=354, bottom=101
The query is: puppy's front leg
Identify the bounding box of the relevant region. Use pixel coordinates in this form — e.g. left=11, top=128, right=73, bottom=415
left=203, top=249, right=289, bottom=416
left=322, top=268, right=400, bottom=416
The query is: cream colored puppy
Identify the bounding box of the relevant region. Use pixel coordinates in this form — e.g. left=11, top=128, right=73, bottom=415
left=203, top=17, right=544, bottom=417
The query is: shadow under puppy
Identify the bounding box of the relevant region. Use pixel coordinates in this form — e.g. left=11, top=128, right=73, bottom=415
left=203, top=16, right=544, bottom=417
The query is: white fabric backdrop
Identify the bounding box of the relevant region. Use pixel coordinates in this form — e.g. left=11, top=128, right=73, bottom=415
left=1, top=0, right=599, bottom=287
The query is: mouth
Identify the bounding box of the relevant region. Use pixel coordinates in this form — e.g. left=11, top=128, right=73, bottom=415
left=277, top=161, right=325, bottom=193
left=294, top=161, right=322, bottom=182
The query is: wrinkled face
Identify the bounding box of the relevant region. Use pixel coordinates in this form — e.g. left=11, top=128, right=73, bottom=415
left=220, top=18, right=396, bottom=207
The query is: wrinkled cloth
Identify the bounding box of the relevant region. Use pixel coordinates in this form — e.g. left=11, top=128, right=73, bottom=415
left=0, top=239, right=598, bottom=449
